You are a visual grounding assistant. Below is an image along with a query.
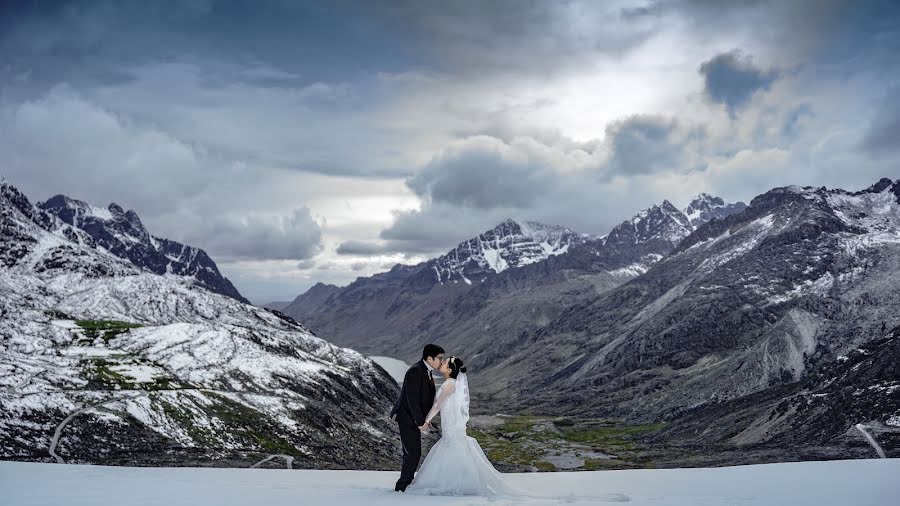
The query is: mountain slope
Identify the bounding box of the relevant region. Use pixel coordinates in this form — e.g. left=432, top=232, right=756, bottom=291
left=0, top=181, right=399, bottom=469
left=477, top=178, right=900, bottom=456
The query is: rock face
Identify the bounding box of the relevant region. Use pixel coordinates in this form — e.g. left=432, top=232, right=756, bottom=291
left=38, top=194, right=249, bottom=304
left=0, top=182, right=400, bottom=469
left=650, top=324, right=900, bottom=456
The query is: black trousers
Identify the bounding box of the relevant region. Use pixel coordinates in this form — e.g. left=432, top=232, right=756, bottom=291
left=395, top=420, right=422, bottom=490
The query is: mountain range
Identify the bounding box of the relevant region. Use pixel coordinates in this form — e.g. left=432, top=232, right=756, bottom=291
left=283, top=179, right=900, bottom=461
left=281, top=193, right=748, bottom=357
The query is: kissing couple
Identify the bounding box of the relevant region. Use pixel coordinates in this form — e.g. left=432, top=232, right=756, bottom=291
left=389, top=344, right=519, bottom=496
left=387, top=344, right=629, bottom=502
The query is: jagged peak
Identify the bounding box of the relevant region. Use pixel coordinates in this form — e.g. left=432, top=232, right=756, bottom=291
left=628, top=199, right=687, bottom=224
left=860, top=177, right=898, bottom=194
left=768, top=177, right=900, bottom=200
left=0, top=180, right=36, bottom=217
left=488, top=218, right=523, bottom=234
left=1, top=179, right=21, bottom=198
left=685, top=193, right=726, bottom=209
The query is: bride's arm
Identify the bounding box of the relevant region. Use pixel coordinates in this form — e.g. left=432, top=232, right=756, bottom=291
left=423, top=380, right=456, bottom=426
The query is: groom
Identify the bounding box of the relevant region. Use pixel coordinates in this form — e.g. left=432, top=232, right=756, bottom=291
left=390, top=343, right=444, bottom=492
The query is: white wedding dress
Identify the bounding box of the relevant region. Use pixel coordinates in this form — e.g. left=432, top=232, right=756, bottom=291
left=405, top=373, right=522, bottom=497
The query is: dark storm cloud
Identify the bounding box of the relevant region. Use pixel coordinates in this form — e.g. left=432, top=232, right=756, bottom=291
left=296, top=259, right=317, bottom=270
left=4, top=0, right=900, bottom=294
left=781, top=103, right=815, bottom=138
left=406, top=137, right=555, bottom=210
left=0, top=0, right=664, bottom=97
left=376, top=122, right=705, bottom=255
left=191, top=207, right=324, bottom=261
left=699, top=50, right=779, bottom=116
left=359, top=1, right=662, bottom=75
left=862, top=85, right=900, bottom=155
left=378, top=203, right=514, bottom=256
left=604, top=115, right=704, bottom=177
left=0, top=86, right=326, bottom=263
left=336, top=240, right=392, bottom=256
left=0, top=0, right=419, bottom=93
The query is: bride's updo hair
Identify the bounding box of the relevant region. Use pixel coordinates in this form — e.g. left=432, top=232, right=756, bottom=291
left=447, top=356, right=467, bottom=379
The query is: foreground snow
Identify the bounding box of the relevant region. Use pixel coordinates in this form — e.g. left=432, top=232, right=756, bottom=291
left=2, top=458, right=898, bottom=505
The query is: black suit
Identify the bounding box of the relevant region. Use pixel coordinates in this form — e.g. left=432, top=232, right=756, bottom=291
left=390, top=360, right=436, bottom=491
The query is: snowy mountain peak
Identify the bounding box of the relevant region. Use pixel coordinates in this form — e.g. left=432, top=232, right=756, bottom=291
left=767, top=178, right=900, bottom=206
left=427, top=218, right=587, bottom=284
left=1, top=180, right=35, bottom=217
left=609, top=201, right=693, bottom=249
left=606, top=194, right=747, bottom=252
left=858, top=177, right=900, bottom=201
left=28, top=190, right=249, bottom=303
left=41, top=195, right=150, bottom=242
left=684, top=193, right=724, bottom=214
left=683, top=193, right=748, bottom=227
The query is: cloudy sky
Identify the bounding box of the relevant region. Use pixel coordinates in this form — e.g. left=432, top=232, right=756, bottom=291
left=1, top=0, right=898, bottom=304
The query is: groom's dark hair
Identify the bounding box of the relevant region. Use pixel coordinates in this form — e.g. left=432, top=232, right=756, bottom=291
left=422, top=344, right=444, bottom=360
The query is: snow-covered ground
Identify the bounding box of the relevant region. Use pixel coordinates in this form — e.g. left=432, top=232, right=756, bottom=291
left=2, top=458, right=898, bottom=506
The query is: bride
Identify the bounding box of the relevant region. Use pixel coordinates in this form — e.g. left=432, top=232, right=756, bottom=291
left=405, top=356, right=522, bottom=497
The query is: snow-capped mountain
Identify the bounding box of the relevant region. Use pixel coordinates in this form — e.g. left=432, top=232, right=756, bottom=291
left=0, top=181, right=399, bottom=469
left=683, top=193, right=748, bottom=227
left=604, top=200, right=694, bottom=250
left=281, top=196, right=747, bottom=364
left=426, top=218, right=590, bottom=285
left=38, top=194, right=249, bottom=304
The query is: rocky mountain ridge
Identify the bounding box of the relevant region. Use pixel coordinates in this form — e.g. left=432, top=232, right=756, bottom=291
left=282, top=193, right=748, bottom=358
left=38, top=194, right=249, bottom=304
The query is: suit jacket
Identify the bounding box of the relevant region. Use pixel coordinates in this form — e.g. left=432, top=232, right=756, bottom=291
left=390, top=360, right=436, bottom=427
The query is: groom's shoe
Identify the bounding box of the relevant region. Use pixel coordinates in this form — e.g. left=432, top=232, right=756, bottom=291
left=395, top=483, right=408, bottom=492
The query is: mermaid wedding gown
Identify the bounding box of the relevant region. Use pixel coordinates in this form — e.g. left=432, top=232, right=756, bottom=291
left=405, top=373, right=522, bottom=497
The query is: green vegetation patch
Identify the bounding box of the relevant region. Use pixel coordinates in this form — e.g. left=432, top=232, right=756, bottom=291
left=80, top=358, right=132, bottom=389
left=75, top=319, right=143, bottom=343
left=557, top=422, right=666, bottom=451
left=159, top=398, right=221, bottom=446
left=468, top=428, right=544, bottom=466
left=79, top=357, right=178, bottom=391
left=469, top=416, right=666, bottom=471
left=205, top=392, right=297, bottom=455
